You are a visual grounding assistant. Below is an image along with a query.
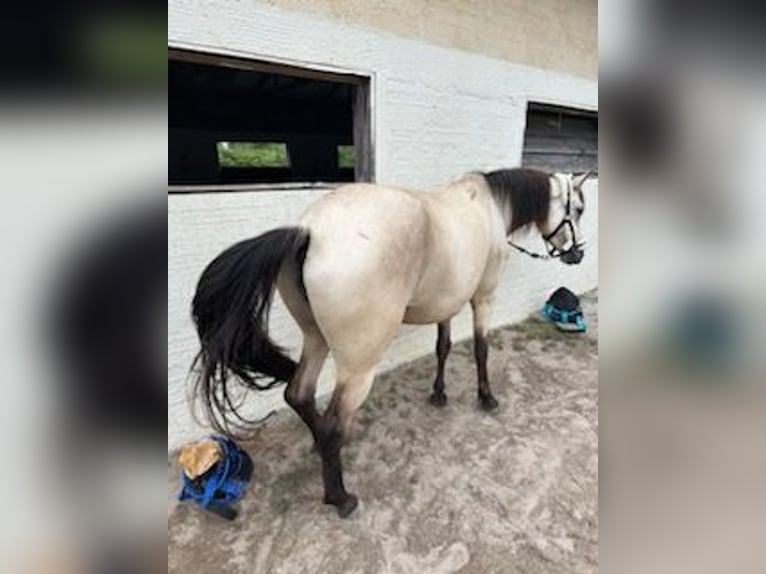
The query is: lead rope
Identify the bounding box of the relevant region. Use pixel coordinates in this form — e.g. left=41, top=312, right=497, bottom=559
left=507, top=240, right=554, bottom=260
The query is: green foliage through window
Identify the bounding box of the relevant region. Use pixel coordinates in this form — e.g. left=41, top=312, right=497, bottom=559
left=337, top=145, right=355, bottom=169
left=217, top=142, right=290, bottom=168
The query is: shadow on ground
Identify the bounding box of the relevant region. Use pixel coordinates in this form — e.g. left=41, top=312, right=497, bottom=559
left=168, top=290, right=598, bottom=574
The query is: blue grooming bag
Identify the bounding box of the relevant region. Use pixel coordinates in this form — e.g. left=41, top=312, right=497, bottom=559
left=178, top=435, right=253, bottom=519
left=542, top=287, right=587, bottom=332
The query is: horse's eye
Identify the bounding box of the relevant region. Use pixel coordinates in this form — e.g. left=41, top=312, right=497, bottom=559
left=576, top=207, right=585, bottom=216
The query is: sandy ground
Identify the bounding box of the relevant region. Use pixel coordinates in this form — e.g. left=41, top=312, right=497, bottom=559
left=168, top=290, right=598, bottom=573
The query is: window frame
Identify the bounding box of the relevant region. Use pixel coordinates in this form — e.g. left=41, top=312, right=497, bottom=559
left=168, top=47, right=375, bottom=193
left=522, top=100, right=598, bottom=175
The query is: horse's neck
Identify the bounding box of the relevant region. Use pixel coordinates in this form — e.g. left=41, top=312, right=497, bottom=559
left=437, top=175, right=488, bottom=201
left=435, top=176, right=508, bottom=231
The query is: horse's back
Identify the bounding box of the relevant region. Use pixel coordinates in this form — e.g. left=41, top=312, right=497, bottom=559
left=300, top=183, right=428, bottom=264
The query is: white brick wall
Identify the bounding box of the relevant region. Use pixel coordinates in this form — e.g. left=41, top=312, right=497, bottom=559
left=168, top=1, right=598, bottom=448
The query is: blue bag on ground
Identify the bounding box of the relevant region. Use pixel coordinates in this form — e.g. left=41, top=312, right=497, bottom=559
left=178, top=435, right=253, bottom=520
left=542, top=287, right=587, bottom=332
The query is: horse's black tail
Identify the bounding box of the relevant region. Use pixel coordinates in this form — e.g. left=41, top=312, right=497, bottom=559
left=191, top=227, right=310, bottom=434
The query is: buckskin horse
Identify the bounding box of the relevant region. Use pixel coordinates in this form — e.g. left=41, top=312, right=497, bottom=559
left=191, top=168, right=590, bottom=517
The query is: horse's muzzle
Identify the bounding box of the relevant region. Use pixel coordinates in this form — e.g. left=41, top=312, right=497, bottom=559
left=561, top=246, right=584, bottom=265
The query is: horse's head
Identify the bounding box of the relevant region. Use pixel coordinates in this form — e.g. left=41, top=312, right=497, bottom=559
left=539, top=172, right=591, bottom=265
left=484, top=168, right=592, bottom=264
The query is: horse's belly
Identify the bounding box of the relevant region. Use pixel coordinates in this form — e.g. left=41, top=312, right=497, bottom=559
left=403, top=246, right=488, bottom=324
left=402, top=297, right=468, bottom=325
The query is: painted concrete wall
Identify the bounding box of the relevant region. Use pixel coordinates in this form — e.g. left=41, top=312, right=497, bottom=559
left=168, top=1, right=598, bottom=449
left=262, top=0, right=598, bottom=79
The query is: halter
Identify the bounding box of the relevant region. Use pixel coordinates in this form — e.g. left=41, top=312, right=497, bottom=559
left=507, top=183, right=582, bottom=260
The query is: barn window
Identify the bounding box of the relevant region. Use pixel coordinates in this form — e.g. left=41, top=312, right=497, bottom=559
left=169, top=49, right=373, bottom=190
left=522, top=103, right=598, bottom=173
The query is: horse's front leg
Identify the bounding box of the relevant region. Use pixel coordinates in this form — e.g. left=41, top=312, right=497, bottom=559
left=429, top=320, right=451, bottom=406
left=471, top=297, right=499, bottom=411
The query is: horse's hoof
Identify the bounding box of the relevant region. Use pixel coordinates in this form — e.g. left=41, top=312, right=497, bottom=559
left=429, top=392, right=448, bottom=407
left=479, top=394, right=499, bottom=411
left=337, top=494, right=358, bottom=518
left=325, top=494, right=358, bottom=518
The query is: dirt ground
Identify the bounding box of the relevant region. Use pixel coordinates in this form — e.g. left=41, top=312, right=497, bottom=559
left=168, top=290, right=598, bottom=574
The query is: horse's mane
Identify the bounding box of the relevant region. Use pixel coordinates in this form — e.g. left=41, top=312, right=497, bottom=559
left=483, top=168, right=551, bottom=233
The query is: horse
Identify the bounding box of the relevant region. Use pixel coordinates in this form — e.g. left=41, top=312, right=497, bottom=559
left=191, top=167, right=591, bottom=517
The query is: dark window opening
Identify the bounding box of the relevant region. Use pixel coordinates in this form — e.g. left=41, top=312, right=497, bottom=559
left=169, top=50, right=373, bottom=188
left=523, top=103, right=598, bottom=174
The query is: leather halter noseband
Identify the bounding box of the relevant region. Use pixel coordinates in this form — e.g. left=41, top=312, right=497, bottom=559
left=506, top=184, right=582, bottom=260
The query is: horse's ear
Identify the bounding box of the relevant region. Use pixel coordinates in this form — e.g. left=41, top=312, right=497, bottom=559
left=573, top=171, right=594, bottom=189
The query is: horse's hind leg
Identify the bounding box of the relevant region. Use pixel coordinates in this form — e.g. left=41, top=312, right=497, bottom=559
left=314, top=368, right=375, bottom=518
left=471, top=296, right=499, bottom=411
left=278, top=269, right=328, bottom=444
left=314, top=313, right=400, bottom=517
left=429, top=320, right=451, bottom=406
left=284, top=328, right=328, bottom=444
